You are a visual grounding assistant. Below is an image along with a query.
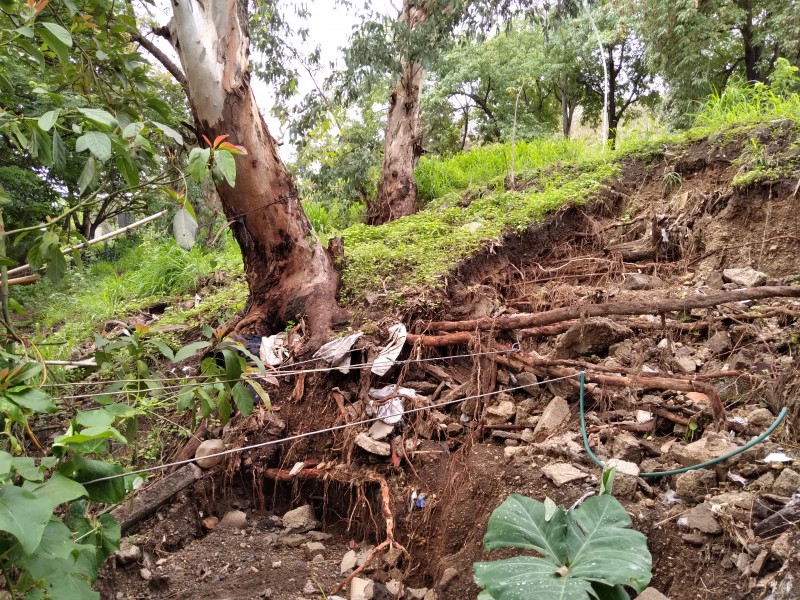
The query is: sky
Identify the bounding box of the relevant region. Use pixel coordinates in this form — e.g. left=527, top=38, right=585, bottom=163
left=138, top=0, right=396, bottom=159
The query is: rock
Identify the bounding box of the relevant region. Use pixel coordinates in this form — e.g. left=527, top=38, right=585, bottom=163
left=139, top=567, right=152, bottom=581
left=514, top=398, right=538, bottom=427
left=386, top=580, right=404, bottom=596
left=368, top=421, right=394, bottom=441
left=303, top=541, right=326, bottom=559
left=355, top=432, right=392, bottom=456
left=542, top=463, right=588, bottom=487
left=673, top=355, right=697, bottom=374
left=504, top=446, right=525, bottom=459
left=383, top=545, right=403, bottom=568
left=706, top=331, right=732, bottom=356
left=340, top=550, right=357, bottom=573
left=280, top=533, right=309, bottom=547
left=771, top=531, right=797, bottom=561
left=772, top=468, right=800, bottom=497
left=218, top=510, right=248, bottom=530
left=406, top=588, right=429, bottom=599
left=531, top=432, right=585, bottom=461
left=748, top=407, right=775, bottom=428
left=671, top=433, right=741, bottom=468
left=303, top=580, right=317, bottom=595
left=533, top=396, right=570, bottom=437
left=115, top=541, right=141, bottom=566
left=610, top=432, right=642, bottom=462
left=515, top=372, right=541, bottom=397
left=752, top=471, right=775, bottom=490
left=282, top=504, right=320, bottom=533
left=485, top=400, right=516, bottom=425
left=355, top=545, right=375, bottom=566
left=636, top=410, right=653, bottom=423
left=195, top=439, right=225, bottom=469
left=606, top=459, right=639, bottom=498
left=637, top=588, right=671, bottom=600
left=446, top=422, right=463, bottom=436
left=308, top=531, right=333, bottom=541
left=708, top=491, right=755, bottom=521
left=423, top=591, right=437, bottom=600
left=750, top=549, right=769, bottom=575
left=609, top=339, right=634, bottom=364
left=681, top=533, right=707, bottom=546
left=351, top=577, right=374, bottom=600
left=685, top=504, right=722, bottom=534
left=437, top=567, right=459, bottom=591
left=685, top=391, right=709, bottom=405
left=202, top=516, right=219, bottom=530
left=622, top=273, right=664, bottom=290
left=675, top=469, right=717, bottom=502
left=723, top=267, right=767, bottom=287
left=555, top=318, right=633, bottom=358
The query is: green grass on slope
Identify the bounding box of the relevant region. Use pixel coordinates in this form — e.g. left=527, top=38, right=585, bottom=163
left=343, top=157, right=619, bottom=304
left=12, top=233, right=243, bottom=358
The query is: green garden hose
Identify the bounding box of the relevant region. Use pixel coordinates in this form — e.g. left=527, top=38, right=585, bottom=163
left=578, top=371, right=789, bottom=477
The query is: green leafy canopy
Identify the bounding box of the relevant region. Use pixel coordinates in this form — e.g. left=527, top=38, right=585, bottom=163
left=474, top=492, right=652, bottom=600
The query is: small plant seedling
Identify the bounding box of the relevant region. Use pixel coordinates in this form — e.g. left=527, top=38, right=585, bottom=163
left=474, top=469, right=652, bottom=600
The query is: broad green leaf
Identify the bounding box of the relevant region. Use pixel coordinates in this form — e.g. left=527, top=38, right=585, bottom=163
left=67, top=455, right=125, bottom=504
left=0, top=485, right=53, bottom=554
left=52, top=128, right=66, bottom=171
left=114, top=153, right=140, bottom=187
left=152, top=121, right=183, bottom=144
left=41, top=23, right=73, bottom=48
left=231, top=382, right=254, bottom=416
left=38, top=27, right=70, bottom=64
left=592, top=583, right=631, bottom=600
left=173, top=340, right=211, bottom=363
left=16, top=26, right=35, bottom=38
left=247, top=380, right=271, bottom=409
left=214, top=149, right=237, bottom=187
left=565, top=495, right=651, bottom=593
left=77, top=157, right=96, bottom=195
left=218, top=391, right=232, bottom=423
left=148, top=339, right=175, bottom=361
left=599, top=468, right=615, bottom=496
left=483, top=494, right=568, bottom=563
left=121, top=121, right=144, bottom=139
left=173, top=206, right=198, bottom=250
left=38, top=109, right=60, bottom=132
left=76, top=131, right=111, bottom=162
left=44, top=244, right=68, bottom=283
left=474, top=556, right=595, bottom=600
left=25, top=474, right=87, bottom=510
left=10, top=456, right=43, bottom=481
left=17, top=38, right=45, bottom=65
left=187, top=147, right=210, bottom=182
left=5, top=387, right=56, bottom=413
left=76, top=409, right=114, bottom=429
left=77, top=108, right=117, bottom=128
left=222, top=348, right=243, bottom=382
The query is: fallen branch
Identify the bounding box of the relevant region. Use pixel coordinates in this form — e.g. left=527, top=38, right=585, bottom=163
left=425, top=286, right=800, bottom=333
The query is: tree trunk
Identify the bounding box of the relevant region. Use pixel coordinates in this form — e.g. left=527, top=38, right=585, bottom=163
left=370, top=0, right=427, bottom=225
left=167, top=0, right=341, bottom=348
left=606, top=49, right=618, bottom=149
left=739, top=3, right=763, bottom=82
left=559, top=76, right=575, bottom=139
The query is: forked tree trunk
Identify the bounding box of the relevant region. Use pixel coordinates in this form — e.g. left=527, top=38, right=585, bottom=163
left=370, top=1, right=427, bottom=225
left=167, top=0, right=341, bottom=347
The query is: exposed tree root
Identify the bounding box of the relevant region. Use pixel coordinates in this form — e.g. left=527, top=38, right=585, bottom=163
left=424, top=285, right=800, bottom=333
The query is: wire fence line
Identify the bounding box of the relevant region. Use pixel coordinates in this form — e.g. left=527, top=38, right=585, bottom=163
left=81, top=373, right=579, bottom=485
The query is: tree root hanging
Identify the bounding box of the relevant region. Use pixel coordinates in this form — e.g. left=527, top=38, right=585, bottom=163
left=263, top=466, right=408, bottom=597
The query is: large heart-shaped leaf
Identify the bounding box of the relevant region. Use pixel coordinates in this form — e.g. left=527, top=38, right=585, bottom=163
left=475, top=494, right=651, bottom=600
left=566, top=496, right=652, bottom=593
left=0, top=485, right=53, bottom=554
left=482, top=494, right=568, bottom=562
left=173, top=206, right=198, bottom=250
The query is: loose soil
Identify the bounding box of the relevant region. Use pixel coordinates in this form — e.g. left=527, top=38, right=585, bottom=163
left=99, top=124, right=800, bottom=600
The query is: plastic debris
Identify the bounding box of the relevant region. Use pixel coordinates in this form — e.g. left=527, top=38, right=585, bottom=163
left=260, top=333, right=289, bottom=367
left=761, top=452, right=793, bottom=463
left=371, top=324, right=407, bottom=376
left=727, top=472, right=748, bottom=486
left=663, top=489, right=683, bottom=505
left=313, top=332, right=364, bottom=373
left=288, top=461, right=305, bottom=476
left=368, top=385, right=416, bottom=424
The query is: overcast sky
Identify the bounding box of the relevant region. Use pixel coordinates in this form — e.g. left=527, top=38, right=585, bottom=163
left=139, top=1, right=396, bottom=158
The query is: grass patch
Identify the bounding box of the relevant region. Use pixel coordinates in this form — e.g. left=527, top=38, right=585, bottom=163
left=13, top=233, right=243, bottom=358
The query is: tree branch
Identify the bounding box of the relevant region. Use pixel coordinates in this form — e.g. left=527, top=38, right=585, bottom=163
left=132, top=31, right=188, bottom=93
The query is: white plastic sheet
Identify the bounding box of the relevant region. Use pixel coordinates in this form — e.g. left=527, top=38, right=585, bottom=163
left=313, top=332, right=364, bottom=373
left=368, top=385, right=417, bottom=424
left=260, top=333, right=288, bottom=367
left=371, top=324, right=407, bottom=376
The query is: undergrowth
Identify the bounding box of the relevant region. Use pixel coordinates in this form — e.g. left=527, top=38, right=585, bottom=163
left=12, top=232, right=243, bottom=358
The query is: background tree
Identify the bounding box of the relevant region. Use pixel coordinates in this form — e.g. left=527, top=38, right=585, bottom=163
left=635, top=0, right=800, bottom=127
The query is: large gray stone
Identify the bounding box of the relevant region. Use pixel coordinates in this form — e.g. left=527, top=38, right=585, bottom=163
left=723, top=267, right=767, bottom=287
left=218, top=509, right=248, bottom=530
left=533, top=396, right=570, bottom=437
left=355, top=432, right=391, bottom=456
left=622, top=273, right=664, bottom=290
left=282, top=504, right=320, bottom=532
left=485, top=400, right=516, bottom=425
left=606, top=458, right=639, bottom=498
left=675, top=468, right=718, bottom=502
left=671, top=433, right=741, bottom=467
left=637, top=588, right=671, bottom=600
left=610, top=432, right=642, bottom=463
left=685, top=504, right=722, bottom=534
left=542, top=463, right=588, bottom=487
left=555, top=318, right=633, bottom=358
left=773, top=468, right=800, bottom=497
left=195, top=439, right=225, bottom=469
left=706, top=331, right=732, bottom=356
left=351, top=577, right=374, bottom=600
left=340, top=550, right=357, bottom=574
